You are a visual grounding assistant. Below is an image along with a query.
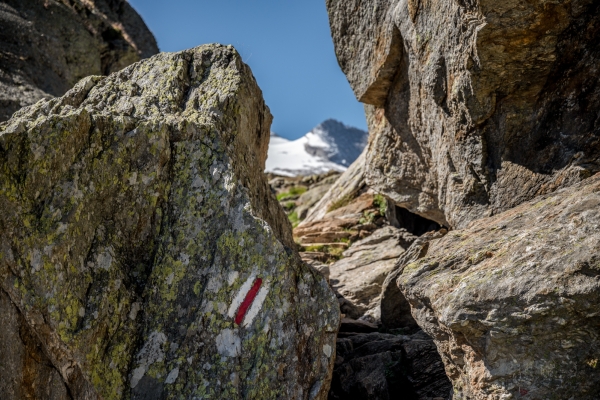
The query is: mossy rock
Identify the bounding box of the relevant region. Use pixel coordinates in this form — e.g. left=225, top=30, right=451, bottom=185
left=0, top=44, right=339, bottom=400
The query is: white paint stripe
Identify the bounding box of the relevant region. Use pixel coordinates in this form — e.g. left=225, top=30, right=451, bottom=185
left=242, top=281, right=270, bottom=328
left=227, top=274, right=256, bottom=318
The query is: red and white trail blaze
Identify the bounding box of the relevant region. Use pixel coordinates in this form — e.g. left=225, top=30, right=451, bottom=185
left=227, top=274, right=271, bottom=327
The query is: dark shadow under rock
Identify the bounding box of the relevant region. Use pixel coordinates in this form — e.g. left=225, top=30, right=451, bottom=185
left=329, top=330, right=451, bottom=400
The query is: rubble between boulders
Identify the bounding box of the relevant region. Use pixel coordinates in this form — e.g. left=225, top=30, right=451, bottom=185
left=330, top=226, right=416, bottom=322
left=330, top=331, right=452, bottom=400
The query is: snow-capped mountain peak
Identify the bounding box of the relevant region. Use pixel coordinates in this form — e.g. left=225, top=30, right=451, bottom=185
left=265, top=119, right=368, bottom=177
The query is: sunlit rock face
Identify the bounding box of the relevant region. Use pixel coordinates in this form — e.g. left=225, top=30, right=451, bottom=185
left=0, top=44, right=339, bottom=400
left=397, top=174, right=600, bottom=399
left=327, top=0, right=600, bottom=229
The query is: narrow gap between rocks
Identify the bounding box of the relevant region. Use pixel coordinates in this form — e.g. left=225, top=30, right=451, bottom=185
left=270, top=174, right=452, bottom=399
left=388, top=204, right=442, bottom=237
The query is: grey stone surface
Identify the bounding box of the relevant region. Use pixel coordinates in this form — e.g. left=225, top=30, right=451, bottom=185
left=0, top=44, right=339, bottom=399
left=0, top=0, right=158, bottom=122
left=327, top=0, right=600, bottom=229
left=296, top=178, right=337, bottom=220
left=380, top=231, right=444, bottom=332
left=396, top=173, right=600, bottom=399
left=330, top=226, right=415, bottom=322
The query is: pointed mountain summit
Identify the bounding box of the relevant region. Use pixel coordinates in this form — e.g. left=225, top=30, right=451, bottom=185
left=266, top=119, right=368, bottom=177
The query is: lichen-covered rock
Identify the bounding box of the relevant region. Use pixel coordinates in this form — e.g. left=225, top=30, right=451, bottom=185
left=395, top=173, right=600, bottom=399
left=0, top=290, right=72, bottom=399
left=327, top=0, right=600, bottom=228
left=0, top=44, right=339, bottom=400
left=0, top=0, right=158, bottom=122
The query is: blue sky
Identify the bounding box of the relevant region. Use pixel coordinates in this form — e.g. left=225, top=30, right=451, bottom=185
left=128, top=0, right=366, bottom=140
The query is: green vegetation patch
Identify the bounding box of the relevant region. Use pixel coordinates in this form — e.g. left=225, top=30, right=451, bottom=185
left=288, top=211, right=300, bottom=228
left=303, top=244, right=345, bottom=261
left=373, top=194, right=387, bottom=215
left=359, top=209, right=380, bottom=225
left=277, top=186, right=307, bottom=201
left=283, top=201, right=296, bottom=211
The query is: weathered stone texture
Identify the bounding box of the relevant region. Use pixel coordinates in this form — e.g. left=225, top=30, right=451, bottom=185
left=380, top=231, right=444, bottom=332
left=0, top=0, right=159, bottom=122
left=396, top=173, right=600, bottom=399
left=0, top=290, right=72, bottom=400
left=0, top=44, right=339, bottom=399
left=327, top=0, right=600, bottom=228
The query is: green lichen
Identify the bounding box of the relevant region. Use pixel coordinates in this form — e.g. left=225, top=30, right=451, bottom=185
left=0, top=44, right=338, bottom=400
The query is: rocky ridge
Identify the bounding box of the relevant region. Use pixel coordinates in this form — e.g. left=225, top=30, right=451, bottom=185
left=266, top=119, right=368, bottom=177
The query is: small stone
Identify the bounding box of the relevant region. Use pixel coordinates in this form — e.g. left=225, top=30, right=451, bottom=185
left=323, top=344, right=332, bottom=358
left=165, top=367, right=179, bottom=384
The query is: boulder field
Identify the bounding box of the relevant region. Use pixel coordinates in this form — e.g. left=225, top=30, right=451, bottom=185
left=1, top=0, right=600, bottom=398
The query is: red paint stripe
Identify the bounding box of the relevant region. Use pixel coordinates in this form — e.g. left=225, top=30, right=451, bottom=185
left=235, top=278, right=263, bottom=325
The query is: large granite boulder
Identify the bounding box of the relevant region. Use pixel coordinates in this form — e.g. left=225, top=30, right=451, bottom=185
left=0, top=0, right=158, bottom=122
left=327, top=0, right=600, bottom=228
left=396, top=173, right=600, bottom=399
left=0, top=44, right=339, bottom=399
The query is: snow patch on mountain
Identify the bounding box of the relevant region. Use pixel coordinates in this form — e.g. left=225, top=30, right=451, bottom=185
left=266, top=119, right=368, bottom=177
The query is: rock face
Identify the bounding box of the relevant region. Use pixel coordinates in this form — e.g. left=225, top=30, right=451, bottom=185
left=0, top=0, right=158, bottom=122
left=0, top=44, right=339, bottom=400
left=396, top=174, right=600, bottom=399
left=0, top=290, right=71, bottom=399
left=327, top=0, right=600, bottom=228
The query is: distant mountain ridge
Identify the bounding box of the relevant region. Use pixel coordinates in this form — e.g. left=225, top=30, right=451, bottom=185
left=266, top=119, right=368, bottom=177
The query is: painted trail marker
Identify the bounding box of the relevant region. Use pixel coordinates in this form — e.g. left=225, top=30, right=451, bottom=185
left=228, top=275, right=271, bottom=327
